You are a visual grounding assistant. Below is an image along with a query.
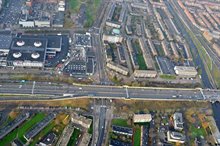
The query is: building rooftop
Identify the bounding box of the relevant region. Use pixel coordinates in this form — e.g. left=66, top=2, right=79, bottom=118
left=174, top=66, right=197, bottom=72
left=20, top=35, right=62, bottom=50
left=133, top=114, right=152, bottom=122
left=112, top=125, right=133, bottom=136
left=110, top=139, right=132, bottom=146
left=7, top=37, right=47, bottom=62
left=39, top=132, right=56, bottom=145
left=12, top=139, right=23, bottom=146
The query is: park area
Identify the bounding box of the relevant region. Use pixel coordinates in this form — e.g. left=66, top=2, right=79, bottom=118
left=66, top=0, right=102, bottom=28
left=0, top=112, right=69, bottom=146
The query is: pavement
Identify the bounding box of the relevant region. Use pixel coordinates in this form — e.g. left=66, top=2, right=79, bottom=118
left=0, top=81, right=219, bottom=101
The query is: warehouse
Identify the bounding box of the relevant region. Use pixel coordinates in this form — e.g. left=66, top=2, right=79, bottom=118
left=174, top=66, right=197, bottom=77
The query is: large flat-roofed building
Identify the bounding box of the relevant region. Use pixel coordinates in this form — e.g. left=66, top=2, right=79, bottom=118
left=174, top=66, right=198, bottom=77
left=173, top=112, right=184, bottom=131
left=45, top=35, right=62, bottom=54
left=21, top=35, right=62, bottom=57
left=133, top=114, right=152, bottom=123
left=133, top=70, right=157, bottom=78
left=167, top=131, right=185, bottom=144
left=7, top=37, right=47, bottom=68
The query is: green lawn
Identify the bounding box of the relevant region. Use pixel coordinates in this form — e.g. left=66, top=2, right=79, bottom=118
left=134, top=127, right=141, bottom=146
left=132, top=40, right=148, bottom=70
left=112, top=119, right=130, bottom=127
left=84, top=0, right=101, bottom=27
left=160, top=74, right=176, bottom=80
left=67, top=128, right=81, bottom=146
left=88, top=121, right=93, bottom=134
left=189, top=125, right=206, bottom=139
left=137, top=54, right=147, bottom=70
left=0, top=113, right=45, bottom=146
left=69, top=0, right=80, bottom=12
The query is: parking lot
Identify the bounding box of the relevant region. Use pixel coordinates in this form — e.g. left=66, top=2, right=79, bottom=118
left=0, top=0, right=25, bottom=27
left=157, top=56, right=175, bottom=75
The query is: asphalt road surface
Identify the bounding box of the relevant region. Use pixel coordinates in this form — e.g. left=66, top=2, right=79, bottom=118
left=0, top=81, right=219, bottom=101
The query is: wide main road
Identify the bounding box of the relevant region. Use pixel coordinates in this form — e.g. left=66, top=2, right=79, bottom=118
left=0, top=81, right=219, bottom=101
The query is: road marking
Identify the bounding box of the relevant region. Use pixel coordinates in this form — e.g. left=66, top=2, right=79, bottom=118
left=200, top=89, right=205, bottom=100
left=125, top=87, right=129, bottom=98
left=31, top=81, right=36, bottom=94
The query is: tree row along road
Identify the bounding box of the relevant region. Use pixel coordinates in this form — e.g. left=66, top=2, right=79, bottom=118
left=0, top=81, right=219, bottom=101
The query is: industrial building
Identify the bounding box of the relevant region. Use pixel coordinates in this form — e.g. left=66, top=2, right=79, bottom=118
left=24, top=113, right=56, bottom=141
left=112, top=125, right=133, bottom=136
left=174, top=66, right=198, bottom=77
left=0, top=113, right=30, bottom=140
left=0, top=32, right=65, bottom=68
left=7, top=37, right=48, bottom=68
left=20, top=35, right=62, bottom=57
left=133, top=114, right=152, bottom=123
left=173, top=112, right=184, bottom=131
left=167, top=131, right=185, bottom=144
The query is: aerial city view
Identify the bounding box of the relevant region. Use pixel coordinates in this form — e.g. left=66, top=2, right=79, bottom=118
left=0, top=0, right=220, bottom=145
